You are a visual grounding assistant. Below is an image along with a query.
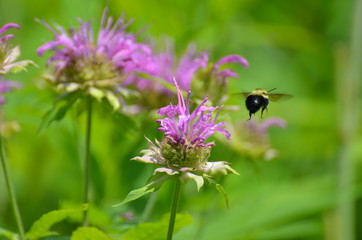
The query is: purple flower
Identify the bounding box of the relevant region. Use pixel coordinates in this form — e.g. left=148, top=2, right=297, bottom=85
left=124, top=42, right=249, bottom=109
left=132, top=81, right=238, bottom=191
left=0, top=23, right=34, bottom=75
left=212, top=54, right=249, bottom=81
left=0, top=22, right=34, bottom=137
left=229, top=117, right=287, bottom=160
left=124, top=44, right=207, bottom=92
left=0, top=76, right=22, bottom=105
left=0, top=23, right=20, bottom=42
left=0, top=22, right=34, bottom=106
left=37, top=9, right=152, bottom=109
left=157, top=80, right=230, bottom=148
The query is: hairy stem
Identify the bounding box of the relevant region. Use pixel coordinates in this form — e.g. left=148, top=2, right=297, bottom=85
left=0, top=136, right=25, bottom=240
left=167, top=178, right=182, bottom=240
left=82, top=97, right=93, bottom=226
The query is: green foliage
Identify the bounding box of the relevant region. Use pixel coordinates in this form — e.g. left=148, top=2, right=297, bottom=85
left=135, top=73, right=177, bottom=93
left=120, top=212, right=193, bottom=240
left=0, top=228, right=17, bottom=240
left=0, top=0, right=360, bottom=239
left=59, top=202, right=112, bottom=228
left=205, top=177, right=229, bottom=208
left=114, top=173, right=173, bottom=207
left=25, top=205, right=88, bottom=240
left=38, top=90, right=82, bottom=133
left=71, top=227, right=112, bottom=240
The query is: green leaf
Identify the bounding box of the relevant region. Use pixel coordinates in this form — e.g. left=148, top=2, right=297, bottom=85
left=215, top=183, right=229, bottom=208
left=113, top=173, right=172, bottom=207
left=113, top=184, right=157, bottom=207
left=105, top=91, right=120, bottom=110
left=7, top=60, right=37, bottom=73
left=180, top=172, right=204, bottom=191
left=38, top=90, right=82, bottom=134
left=0, top=228, right=17, bottom=240
left=88, top=87, right=104, bottom=102
left=120, top=212, right=193, bottom=240
left=60, top=201, right=112, bottom=227
left=26, top=205, right=87, bottom=240
left=71, top=227, right=113, bottom=240
left=206, top=178, right=229, bottom=208
left=134, top=72, right=176, bottom=93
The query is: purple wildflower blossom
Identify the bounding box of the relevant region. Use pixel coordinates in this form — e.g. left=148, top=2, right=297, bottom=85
left=131, top=81, right=238, bottom=192
left=0, top=23, right=32, bottom=105
left=37, top=9, right=151, bottom=109
left=0, top=76, right=22, bottom=105
left=213, top=54, right=249, bottom=81
left=229, top=117, right=287, bottom=160
left=37, top=9, right=151, bottom=77
left=124, top=44, right=207, bottom=93
left=0, top=23, right=20, bottom=42
left=1, top=23, right=34, bottom=75
left=157, top=80, right=230, bottom=148
left=125, top=43, right=248, bottom=97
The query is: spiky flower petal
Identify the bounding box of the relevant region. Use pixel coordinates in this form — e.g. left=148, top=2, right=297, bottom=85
left=37, top=9, right=151, bottom=109
left=123, top=42, right=249, bottom=110
left=132, top=81, right=238, bottom=191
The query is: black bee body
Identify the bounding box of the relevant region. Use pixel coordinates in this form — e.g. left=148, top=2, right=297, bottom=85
left=245, top=94, right=269, bottom=119
left=241, top=88, right=291, bottom=120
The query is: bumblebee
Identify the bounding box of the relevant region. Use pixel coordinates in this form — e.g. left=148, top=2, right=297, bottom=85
left=242, top=88, right=292, bottom=120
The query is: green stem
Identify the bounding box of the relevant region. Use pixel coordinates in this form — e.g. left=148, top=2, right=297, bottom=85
left=167, top=178, right=182, bottom=240
left=82, top=97, right=93, bottom=226
left=0, top=136, right=25, bottom=240
left=336, top=0, right=362, bottom=239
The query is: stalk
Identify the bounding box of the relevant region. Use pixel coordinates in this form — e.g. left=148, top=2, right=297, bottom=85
left=0, top=136, right=25, bottom=240
left=336, top=0, right=362, bottom=239
left=82, top=97, right=93, bottom=226
left=166, top=178, right=182, bottom=240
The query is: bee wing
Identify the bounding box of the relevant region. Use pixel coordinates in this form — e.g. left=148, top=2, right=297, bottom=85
left=230, top=92, right=250, bottom=98
left=268, top=93, right=293, bottom=102
left=241, top=92, right=250, bottom=98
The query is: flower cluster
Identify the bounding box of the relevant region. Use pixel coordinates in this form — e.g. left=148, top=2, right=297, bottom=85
left=132, top=81, right=238, bottom=190
left=229, top=117, right=287, bottom=160
left=123, top=42, right=249, bottom=110
left=0, top=23, right=32, bottom=104
left=37, top=9, right=152, bottom=109
left=0, top=23, right=34, bottom=136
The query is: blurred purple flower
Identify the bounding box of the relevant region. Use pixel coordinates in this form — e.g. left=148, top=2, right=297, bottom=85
left=0, top=23, right=34, bottom=75
left=0, top=23, right=20, bottom=42
left=124, top=44, right=207, bottom=93
left=37, top=9, right=152, bottom=109
left=125, top=43, right=248, bottom=103
left=38, top=10, right=150, bottom=76
left=0, top=76, right=22, bottom=105
left=0, top=22, right=34, bottom=137
left=229, top=117, right=287, bottom=160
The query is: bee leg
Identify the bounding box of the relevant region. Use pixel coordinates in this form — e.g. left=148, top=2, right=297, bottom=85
left=248, top=111, right=252, bottom=120
left=261, top=107, right=268, bottom=119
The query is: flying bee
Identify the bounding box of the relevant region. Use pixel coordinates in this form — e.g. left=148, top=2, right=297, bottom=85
left=241, top=88, right=292, bottom=120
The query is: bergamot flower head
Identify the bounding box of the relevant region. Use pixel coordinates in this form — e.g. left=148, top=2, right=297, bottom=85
left=123, top=41, right=248, bottom=111
left=229, top=117, right=287, bottom=160
left=0, top=23, right=35, bottom=75
left=132, top=79, right=238, bottom=191
left=115, top=79, right=238, bottom=208
left=37, top=9, right=152, bottom=109
left=0, top=22, right=35, bottom=137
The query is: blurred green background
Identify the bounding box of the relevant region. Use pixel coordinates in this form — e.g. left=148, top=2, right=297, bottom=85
left=0, top=0, right=361, bottom=239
